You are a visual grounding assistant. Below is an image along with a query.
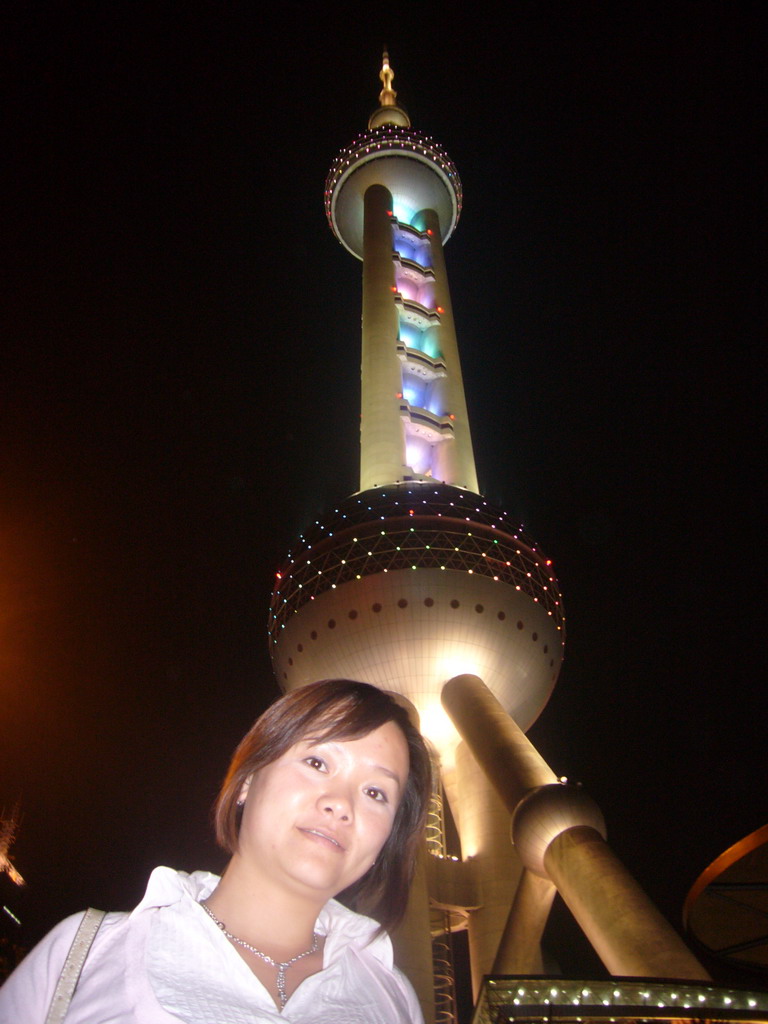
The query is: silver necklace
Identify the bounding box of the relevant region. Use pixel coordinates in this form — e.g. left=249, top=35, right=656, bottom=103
left=199, top=901, right=318, bottom=1008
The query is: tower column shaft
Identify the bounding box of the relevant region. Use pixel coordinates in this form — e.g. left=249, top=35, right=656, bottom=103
left=442, top=674, right=709, bottom=981
left=445, top=675, right=554, bottom=990
left=414, top=208, right=478, bottom=492
left=391, top=847, right=436, bottom=1024
left=453, top=741, right=523, bottom=999
left=492, top=868, right=556, bottom=974
left=360, top=184, right=405, bottom=489
left=544, top=826, right=710, bottom=980
left=442, top=674, right=558, bottom=810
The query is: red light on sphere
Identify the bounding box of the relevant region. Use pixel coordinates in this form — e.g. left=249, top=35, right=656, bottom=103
left=276, top=571, right=282, bottom=579
left=546, top=559, right=552, bottom=565
left=449, top=413, right=456, bottom=420
left=426, top=228, right=433, bottom=235
left=396, top=392, right=403, bottom=399
left=409, top=510, right=415, bottom=516
left=387, top=210, right=393, bottom=216
left=436, top=306, right=444, bottom=313
left=391, top=286, right=397, bottom=292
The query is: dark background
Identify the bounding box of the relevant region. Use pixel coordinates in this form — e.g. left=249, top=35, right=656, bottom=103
left=2, top=0, right=764, bottom=988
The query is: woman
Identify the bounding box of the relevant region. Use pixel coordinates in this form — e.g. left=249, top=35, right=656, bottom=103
left=0, top=680, right=432, bottom=1023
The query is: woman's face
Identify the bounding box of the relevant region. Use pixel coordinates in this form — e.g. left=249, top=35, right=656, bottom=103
left=236, top=720, right=409, bottom=905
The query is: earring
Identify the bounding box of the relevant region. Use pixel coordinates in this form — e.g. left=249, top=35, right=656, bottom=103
left=237, top=773, right=252, bottom=808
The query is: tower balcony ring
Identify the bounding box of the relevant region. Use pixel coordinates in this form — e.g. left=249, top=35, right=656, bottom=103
left=326, top=131, right=462, bottom=259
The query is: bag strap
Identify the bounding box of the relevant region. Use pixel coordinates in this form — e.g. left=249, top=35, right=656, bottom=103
left=44, top=908, right=106, bottom=1024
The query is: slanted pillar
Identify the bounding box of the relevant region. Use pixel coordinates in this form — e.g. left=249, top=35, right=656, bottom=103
left=545, top=826, right=710, bottom=980
left=492, top=869, right=556, bottom=974
left=442, top=674, right=710, bottom=981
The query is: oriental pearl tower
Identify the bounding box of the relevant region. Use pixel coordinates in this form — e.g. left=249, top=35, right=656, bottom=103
left=268, top=54, right=707, bottom=1023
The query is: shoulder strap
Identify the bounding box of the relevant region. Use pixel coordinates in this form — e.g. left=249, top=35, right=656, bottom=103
left=44, top=908, right=106, bottom=1024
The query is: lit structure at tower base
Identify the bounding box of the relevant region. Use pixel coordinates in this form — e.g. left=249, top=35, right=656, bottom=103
left=471, top=978, right=768, bottom=1024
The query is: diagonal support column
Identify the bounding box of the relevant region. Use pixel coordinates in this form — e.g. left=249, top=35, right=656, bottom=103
left=492, top=868, right=557, bottom=974
left=442, top=674, right=710, bottom=981
left=543, top=826, right=710, bottom=980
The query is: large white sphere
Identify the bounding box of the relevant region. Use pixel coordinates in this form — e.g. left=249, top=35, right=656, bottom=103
left=269, top=484, right=564, bottom=765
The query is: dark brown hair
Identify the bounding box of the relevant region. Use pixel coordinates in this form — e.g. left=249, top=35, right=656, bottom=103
left=214, top=679, right=431, bottom=933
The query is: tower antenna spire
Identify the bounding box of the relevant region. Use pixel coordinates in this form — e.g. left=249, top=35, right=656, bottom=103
left=368, top=50, right=410, bottom=129
left=378, top=48, right=397, bottom=107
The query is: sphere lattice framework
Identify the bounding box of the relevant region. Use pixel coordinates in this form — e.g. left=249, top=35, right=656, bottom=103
left=269, top=483, right=565, bottom=756
left=325, top=126, right=462, bottom=259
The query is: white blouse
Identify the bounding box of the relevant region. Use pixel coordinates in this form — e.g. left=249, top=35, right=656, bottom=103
left=0, top=866, right=423, bottom=1024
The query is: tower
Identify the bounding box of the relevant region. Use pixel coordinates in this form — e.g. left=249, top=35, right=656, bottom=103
left=270, top=52, right=565, bottom=765
left=268, top=54, right=708, bottom=1021
left=269, top=52, right=563, bottom=1011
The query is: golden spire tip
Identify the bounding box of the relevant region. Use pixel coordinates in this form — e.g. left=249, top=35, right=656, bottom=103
left=368, top=49, right=410, bottom=129
left=379, top=48, right=397, bottom=107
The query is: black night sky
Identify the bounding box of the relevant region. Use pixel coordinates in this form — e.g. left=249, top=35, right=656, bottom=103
left=2, top=1, right=765, bottom=987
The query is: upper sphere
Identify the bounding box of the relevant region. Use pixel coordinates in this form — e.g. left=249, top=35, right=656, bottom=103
left=325, top=126, right=463, bottom=260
